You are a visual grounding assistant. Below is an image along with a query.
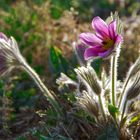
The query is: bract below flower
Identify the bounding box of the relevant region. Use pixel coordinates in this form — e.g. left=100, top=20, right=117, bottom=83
left=79, top=16, right=122, bottom=60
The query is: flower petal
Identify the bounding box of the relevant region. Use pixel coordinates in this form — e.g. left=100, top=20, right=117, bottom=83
left=92, top=17, right=109, bottom=39
left=0, top=32, right=8, bottom=41
left=98, top=48, right=113, bottom=58
left=75, top=43, right=87, bottom=65
left=84, top=46, right=105, bottom=60
left=79, top=33, right=102, bottom=46
left=108, top=20, right=117, bottom=40
left=115, top=35, right=122, bottom=44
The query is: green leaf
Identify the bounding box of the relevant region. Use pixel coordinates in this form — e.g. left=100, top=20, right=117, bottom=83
left=59, top=54, right=69, bottom=73
left=91, top=58, right=102, bottom=75
left=49, top=46, right=69, bottom=74
left=129, top=114, right=140, bottom=125
left=49, top=46, right=61, bottom=73
left=108, top=104, right=119, bottom=119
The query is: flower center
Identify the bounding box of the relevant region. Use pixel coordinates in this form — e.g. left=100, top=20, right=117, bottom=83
left=102, top=39, right=114, bottom=50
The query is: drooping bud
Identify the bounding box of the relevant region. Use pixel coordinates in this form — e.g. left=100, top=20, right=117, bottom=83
left=129, top=57, right=140, bottom=77
left=126, top=73, right=140, bottom=100
left=74, top=66, right=102, bottom=95
left=76, top=90, right=99, bottom=119
left=0, top=33, right=24, bottom=77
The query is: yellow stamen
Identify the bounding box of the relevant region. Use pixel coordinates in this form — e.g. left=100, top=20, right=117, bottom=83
left=102, top=39, right=114, bottom=50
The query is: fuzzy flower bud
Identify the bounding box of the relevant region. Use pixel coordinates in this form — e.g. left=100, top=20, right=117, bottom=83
left=0, top=33, right=24, bottom=77
left=129, top=57, right=140, bottom=77
left=75, top=66, right=102, bottom=95
left=126, top=73, right=140, bottom=100
left=76, top=90, right=99, bottom=119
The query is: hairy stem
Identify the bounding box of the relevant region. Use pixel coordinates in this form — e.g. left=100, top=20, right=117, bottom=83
left=120, top=100, right=127, bottom=125
left=21, top=60, right=62, bottom=117
left=111, top=56, right=117, bottom=106
left=98, top=95, right=106, bottom=121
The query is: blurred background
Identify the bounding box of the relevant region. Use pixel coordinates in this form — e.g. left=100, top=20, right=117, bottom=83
left=0, top=0, right=140, bottom=139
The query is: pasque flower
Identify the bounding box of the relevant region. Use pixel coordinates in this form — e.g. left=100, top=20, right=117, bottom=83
left=79, top=16, right=122, bottom=60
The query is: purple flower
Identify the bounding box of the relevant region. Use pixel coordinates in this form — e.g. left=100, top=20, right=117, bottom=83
left=79, top=17, right=122, bottom=60
left=74, top=42, right=87, bottom=66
